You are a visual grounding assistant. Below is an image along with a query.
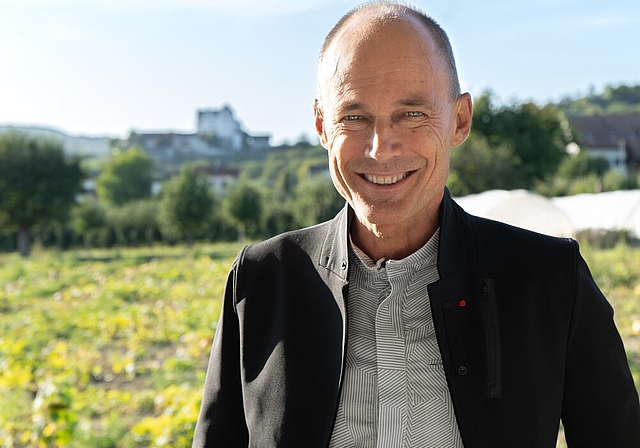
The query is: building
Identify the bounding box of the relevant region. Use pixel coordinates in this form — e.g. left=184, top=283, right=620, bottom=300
left=197, top=105, right=271, bottom=152
left=123, top=104, right=271, bottom=159
left=127, top=131, right=226, bottom=159
left=197, top=105, right=243, bottom=150
left=567, top=114, right=640, bottom=172
left=194, top=166, right=241, bottom=195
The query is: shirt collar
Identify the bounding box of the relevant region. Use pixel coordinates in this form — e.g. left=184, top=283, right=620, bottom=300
left=349, top=228, right=441, bottom=272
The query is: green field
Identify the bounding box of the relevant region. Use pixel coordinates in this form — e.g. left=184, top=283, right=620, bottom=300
left=1, top=242, right=638, bottom=447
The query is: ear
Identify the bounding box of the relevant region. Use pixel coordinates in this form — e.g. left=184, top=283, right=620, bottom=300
left=313, top=99, right=329, bottom=149
left=450, top=92, right=473, bottom=147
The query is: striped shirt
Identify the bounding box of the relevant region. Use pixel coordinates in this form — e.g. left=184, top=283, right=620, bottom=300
left=329, top=229, right=464, bottom=447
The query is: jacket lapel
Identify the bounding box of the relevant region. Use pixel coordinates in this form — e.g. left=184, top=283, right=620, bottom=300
left=428, top=189, right=488, bottom=444
left=317, top=203, right=350, bottom=388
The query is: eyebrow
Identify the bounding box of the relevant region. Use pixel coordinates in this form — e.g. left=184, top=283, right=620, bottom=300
left=394, top=96, right=437, bottom=108
left=335, top=96, right=437, bottom=113
left=335, top=101, right=366, bottom=113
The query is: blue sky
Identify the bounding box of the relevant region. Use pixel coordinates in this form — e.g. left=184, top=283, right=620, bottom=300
left=0, top=0, right=638, bottom=145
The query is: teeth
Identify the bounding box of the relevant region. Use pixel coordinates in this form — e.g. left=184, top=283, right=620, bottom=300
left=364, top=173, right=407, bottom=185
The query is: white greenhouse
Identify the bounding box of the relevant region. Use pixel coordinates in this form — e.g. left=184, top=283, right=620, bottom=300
left=454, top=190, right=575, bottom=238
left=455, top=189, right=640, bottom=239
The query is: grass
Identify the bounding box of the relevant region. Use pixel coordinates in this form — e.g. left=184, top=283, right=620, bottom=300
left=0, top=242, right=242, bottom=447
left=0, top=241, right=638, bottom=447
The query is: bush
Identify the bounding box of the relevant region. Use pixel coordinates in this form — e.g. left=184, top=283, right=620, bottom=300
left=293, top=177, right=344, bottom=228
left=602, top=169, right=638, bottom=191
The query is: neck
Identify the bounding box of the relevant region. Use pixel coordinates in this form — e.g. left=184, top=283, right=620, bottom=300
left=351, top=214, right=439, bottom=262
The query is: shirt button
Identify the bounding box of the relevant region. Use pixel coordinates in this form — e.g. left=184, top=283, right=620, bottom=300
left=458, top=366, right=469, bottom=376
left=341, top=260, right=348, bottom=270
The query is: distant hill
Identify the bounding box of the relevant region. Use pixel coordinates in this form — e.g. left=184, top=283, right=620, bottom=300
left=556, top=84, right=640, bottom=116
left=0, top=124, right=113, bottom=157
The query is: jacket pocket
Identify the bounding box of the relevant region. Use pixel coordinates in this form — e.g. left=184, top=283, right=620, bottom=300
left=481, top=278, right=502, bottom=399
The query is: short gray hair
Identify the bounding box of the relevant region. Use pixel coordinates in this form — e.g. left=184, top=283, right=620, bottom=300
left=318, top=1, right=461, bottom=101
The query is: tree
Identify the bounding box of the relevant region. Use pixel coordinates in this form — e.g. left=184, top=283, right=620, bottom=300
left=71, top=198, right=107, bottom=249
left=159, top=166, right=216, bottom=246
left=96, top=147, right=154, bottom=205
left=261, top=201, right=297, bottom=237
left=472, top=92, right=571, bottom=188
left=105, top=199, right=161, bottom=246
left=555, top=151, right=609, bottom=179
left=0, top=133, right=84, bottom=256
left=557, top=83, right=640, bottom=115
left=602, top=169, right=639, bottom=191
left=535, top=152, right=613, bottom=197
left=223, top=181, right=262, bottom=241
left=293, top=177, right=344, bottom=228
left=448, top=134, right=523, bottom=196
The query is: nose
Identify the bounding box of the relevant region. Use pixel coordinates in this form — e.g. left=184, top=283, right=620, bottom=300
left=367, top=119, right=400, bottom=161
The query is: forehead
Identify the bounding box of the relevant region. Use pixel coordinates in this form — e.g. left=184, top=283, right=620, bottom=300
left=318, top=15, right=445, bottom=106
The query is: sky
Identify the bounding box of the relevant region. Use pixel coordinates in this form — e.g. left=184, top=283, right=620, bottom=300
left=0, top=0, right=638, bottom=145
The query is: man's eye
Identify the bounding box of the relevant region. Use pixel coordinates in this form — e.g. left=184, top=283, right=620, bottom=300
left=406, top=111, right=423, bottom=117
left=339, top=115, right=369, bottom=130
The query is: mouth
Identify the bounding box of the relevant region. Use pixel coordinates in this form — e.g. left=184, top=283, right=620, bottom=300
left=362, top=171, right=414, bottom=185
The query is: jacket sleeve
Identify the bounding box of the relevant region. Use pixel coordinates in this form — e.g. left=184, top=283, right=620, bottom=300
left=562, top=243, right=640, bottom=447
left=192, top=254, right=249, bottom=447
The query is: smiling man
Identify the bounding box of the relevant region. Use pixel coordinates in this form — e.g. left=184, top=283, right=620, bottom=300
left=314, top=5, right=471, bottom=263
left=192, top=2, right=640, bottom=447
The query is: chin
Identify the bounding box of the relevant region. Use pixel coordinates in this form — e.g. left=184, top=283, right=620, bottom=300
left=358, top=205, right=411, bottom=228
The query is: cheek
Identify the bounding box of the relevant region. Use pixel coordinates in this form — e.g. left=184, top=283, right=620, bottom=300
left=417, top=127, right=449, bottom=160
left=427, top=127, right=449, bottom=150
left=326, top=131, right=351, bottom=167
left=326, top=138, right=358, bottom=200
left=328, top=154, right=352, bottom=201
left=326, top=125, right=345, bottom=147
left=329, top=146, right=350, bottom=183
left=430, top=147, right=451, bottom=184
left=328, top=150, right=341, bottom=178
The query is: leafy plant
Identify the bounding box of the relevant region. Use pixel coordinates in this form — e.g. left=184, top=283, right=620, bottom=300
left=0, top=241, right=638, bottom=447
left=0, top=243, right=238, bottom=446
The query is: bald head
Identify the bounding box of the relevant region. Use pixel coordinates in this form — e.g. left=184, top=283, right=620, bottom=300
left=317, top=2, right=461, bottom=104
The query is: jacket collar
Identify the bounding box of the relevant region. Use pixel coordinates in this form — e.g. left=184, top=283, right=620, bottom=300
left=319, top=188, right=476, bottom=279
left=437, top=187, right=477, bottom=276
left=318, top=201, right=351, bottom=283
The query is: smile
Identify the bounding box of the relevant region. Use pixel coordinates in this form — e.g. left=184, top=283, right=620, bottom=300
left=363, top=172, right=411, bottom=185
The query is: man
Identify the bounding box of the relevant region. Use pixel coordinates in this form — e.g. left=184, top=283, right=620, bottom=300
left=193, top=2, right=640, bottom=447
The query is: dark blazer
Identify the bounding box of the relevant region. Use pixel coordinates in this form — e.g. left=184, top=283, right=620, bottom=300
left=193, top=189, right=640, bottom=447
